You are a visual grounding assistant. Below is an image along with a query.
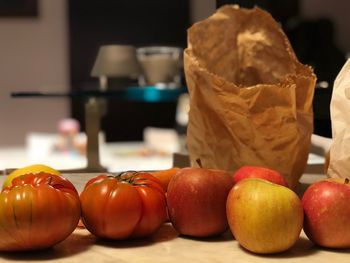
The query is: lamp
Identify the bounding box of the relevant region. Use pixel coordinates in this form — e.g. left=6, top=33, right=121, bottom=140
left=91, top=45, right=141, bottom=91
left=82, top=45, right=141, bottom=172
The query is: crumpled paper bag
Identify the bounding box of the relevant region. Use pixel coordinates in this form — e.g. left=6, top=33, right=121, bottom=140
left=327, top=59, right=350, bottom=179
left=184, top=5, right=316, bottom=189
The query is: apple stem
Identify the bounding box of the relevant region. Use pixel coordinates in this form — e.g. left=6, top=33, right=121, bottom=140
left=345, top=178, right=349, bottom=185
left=196, top=158, right=202, bottom=168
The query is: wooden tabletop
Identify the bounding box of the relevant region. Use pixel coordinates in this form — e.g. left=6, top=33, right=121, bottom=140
left=0, top=172, right=349, bottom=263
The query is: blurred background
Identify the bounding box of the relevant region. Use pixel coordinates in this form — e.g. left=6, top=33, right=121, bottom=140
left=0, top=0, right=348, bottom=170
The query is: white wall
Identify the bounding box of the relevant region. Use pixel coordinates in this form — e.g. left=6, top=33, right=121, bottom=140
left=0, top=0, right=69, bottom=146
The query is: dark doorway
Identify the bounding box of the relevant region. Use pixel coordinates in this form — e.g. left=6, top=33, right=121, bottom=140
left=68, top=0, right=190, bottom=141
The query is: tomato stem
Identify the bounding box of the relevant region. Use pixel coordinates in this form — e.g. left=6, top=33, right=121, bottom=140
left=118, top=171, right=141, bottom=184
left=345, top=178, right=349, bottom=185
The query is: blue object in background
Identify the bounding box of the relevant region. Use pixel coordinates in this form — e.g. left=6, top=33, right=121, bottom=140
left=126, top=86, right=187, bottom=103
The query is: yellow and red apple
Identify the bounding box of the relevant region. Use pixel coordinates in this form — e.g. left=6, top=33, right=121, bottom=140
left=226, top=178, right=303, bottom=254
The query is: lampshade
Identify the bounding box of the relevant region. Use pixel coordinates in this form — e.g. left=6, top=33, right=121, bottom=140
left=91, top=45, right=141, bottom=78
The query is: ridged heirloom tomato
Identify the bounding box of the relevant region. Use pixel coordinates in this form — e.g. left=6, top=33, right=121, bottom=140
left=0, top=173, right=81, bottom=251
left=80, top=172, right=167, bottom=239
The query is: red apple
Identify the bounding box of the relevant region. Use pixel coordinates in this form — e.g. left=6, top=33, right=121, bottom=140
left=302, top=178, right=350, bottom=248
left=166, top=167, right=234, bottom=237
left=233, top=166, right=288, bottom=187
left=226, top=178, right=303, bottom=254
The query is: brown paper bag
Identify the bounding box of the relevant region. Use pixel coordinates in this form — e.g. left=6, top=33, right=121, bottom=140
left=184, top=5, right=316, bottom=189
left=327, top=59, right=350, bottom=180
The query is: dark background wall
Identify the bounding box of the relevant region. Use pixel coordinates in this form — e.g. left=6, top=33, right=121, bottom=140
left=68, top=0, right=190, bottom=142
left=69, top=0, right=346, bottom=141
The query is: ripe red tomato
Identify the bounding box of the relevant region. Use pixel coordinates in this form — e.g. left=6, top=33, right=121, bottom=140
left=0, top=172, right=81, bottom=251
left=80, top=171, right=167, bottom=239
